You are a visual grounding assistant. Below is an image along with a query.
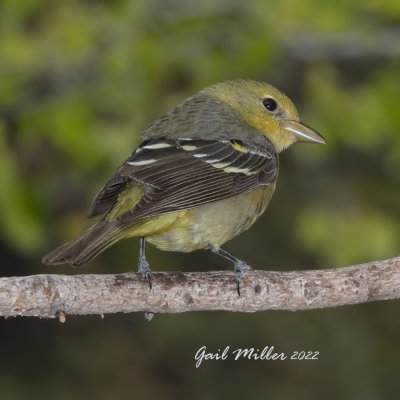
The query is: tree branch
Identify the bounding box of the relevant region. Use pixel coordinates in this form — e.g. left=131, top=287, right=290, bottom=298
left=1, top=257, right=399, bottom=319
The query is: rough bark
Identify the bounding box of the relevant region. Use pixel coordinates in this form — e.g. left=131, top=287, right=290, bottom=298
left=0, top=257, right=399, bottom=319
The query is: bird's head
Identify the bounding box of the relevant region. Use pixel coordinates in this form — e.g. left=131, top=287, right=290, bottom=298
left=205, top=80, right=325, bottom=153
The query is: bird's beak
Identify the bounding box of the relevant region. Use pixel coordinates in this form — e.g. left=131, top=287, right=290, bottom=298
left=283, top=120, right=326, bottom=144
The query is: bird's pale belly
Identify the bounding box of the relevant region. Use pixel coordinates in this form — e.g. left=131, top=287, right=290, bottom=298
left=146, top=184, right=275, bottom=252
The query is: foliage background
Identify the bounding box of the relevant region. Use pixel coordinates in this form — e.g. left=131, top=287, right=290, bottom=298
left=1, top=0, right=400, bottom=398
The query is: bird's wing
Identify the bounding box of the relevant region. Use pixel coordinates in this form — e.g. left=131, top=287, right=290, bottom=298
left=90, top=137, right=278, bottom=223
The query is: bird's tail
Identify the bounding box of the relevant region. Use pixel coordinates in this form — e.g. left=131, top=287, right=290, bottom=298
left=42, top=220, right=125, bottom=266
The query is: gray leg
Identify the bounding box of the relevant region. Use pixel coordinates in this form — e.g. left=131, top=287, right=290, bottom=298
left=138, top=237, right=152, bottom=289
left=207, top=244, right=251, bottom=296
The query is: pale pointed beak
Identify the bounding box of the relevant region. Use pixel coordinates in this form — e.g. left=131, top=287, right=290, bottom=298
left=283, top=120, right=326, bottom=144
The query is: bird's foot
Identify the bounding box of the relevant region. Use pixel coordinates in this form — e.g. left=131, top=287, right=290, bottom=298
left=138, top=256, right=153, bottom=290
left=234, top=261, right=251, bottom=296
left=207, top=243, right=251, bottom=296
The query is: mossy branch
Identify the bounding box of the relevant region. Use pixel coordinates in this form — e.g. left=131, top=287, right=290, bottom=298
left=0, top=257, right=399, bottom=320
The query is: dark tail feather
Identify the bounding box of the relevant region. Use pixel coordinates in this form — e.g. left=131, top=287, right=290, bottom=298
left=42, top=220, right=123, bottom=266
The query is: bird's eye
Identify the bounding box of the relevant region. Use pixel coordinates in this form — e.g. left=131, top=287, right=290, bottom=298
left=262, top=98, right=278, bottom=112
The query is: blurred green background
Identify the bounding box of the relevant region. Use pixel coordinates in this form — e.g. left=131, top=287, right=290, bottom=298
left=1, top=0, right=400, bottom=398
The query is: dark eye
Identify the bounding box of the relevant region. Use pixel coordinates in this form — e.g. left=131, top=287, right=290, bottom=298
left=262, top=98, right=278, bottom=112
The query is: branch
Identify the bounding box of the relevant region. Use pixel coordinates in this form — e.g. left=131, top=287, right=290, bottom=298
left=1, top=257, right=399, bottom=319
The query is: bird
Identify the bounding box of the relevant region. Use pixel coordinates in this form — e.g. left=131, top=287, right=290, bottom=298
left=42, top=79, right=325, bottom=294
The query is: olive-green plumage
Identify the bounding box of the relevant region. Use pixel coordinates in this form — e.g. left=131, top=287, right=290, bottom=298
left=43, top=80, right=325, bottom=275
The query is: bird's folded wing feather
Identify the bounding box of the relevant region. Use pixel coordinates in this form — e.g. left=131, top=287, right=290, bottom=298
left=89, top=137, right=277, bottom=222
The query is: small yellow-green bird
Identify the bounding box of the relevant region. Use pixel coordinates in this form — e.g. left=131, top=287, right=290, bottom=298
left=43, top=80, right=325, bottom=293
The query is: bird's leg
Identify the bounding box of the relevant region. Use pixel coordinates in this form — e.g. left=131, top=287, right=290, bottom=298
left=207, top=244, right=251, bottom=296
left=138, top=237, right=152, bottom=289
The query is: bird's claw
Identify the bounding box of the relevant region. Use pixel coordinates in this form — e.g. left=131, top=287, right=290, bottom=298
left=144, top=270, right=153, bottom=290
left=138, top=256, right=153, bottom=290
left=234, top=261, right=251, bottom=296
left=206, top=243, right=251, bottom=296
